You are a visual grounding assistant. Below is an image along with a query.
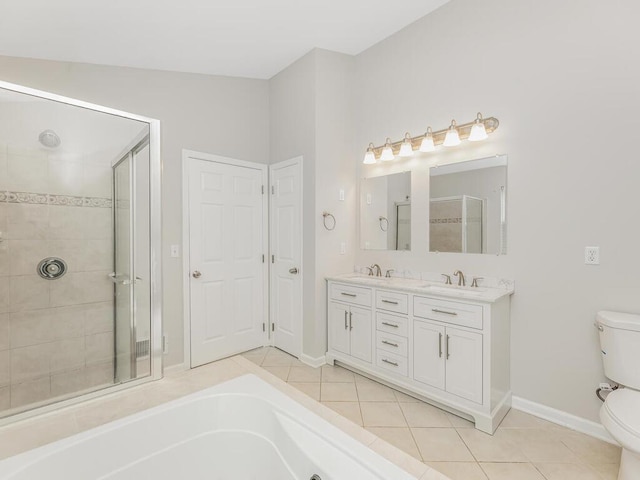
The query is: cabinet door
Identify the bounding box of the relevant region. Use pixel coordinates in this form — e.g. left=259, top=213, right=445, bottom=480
left=349, top=306, right=372, bottom=363
left=328, top=302, right=350, bottom=356
left=413, top=320, right=445, bottom=390
left=445, top=327, right=483, bottom=404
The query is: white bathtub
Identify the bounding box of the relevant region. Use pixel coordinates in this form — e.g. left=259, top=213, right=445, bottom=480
left=0, top=374, right=420, bottom=480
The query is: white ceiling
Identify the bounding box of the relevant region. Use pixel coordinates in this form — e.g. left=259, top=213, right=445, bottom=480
left=0, top=0, right=450, bottom=80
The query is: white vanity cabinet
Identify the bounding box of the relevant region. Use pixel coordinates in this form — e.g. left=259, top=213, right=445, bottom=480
left=328, top=283, right=373, bottom=364
left=326, top=276, right=513, bottom=434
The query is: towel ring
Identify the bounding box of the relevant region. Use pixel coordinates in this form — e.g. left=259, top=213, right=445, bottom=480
left=322, top=212, right=336, bottom=231
left=379, top=216, right=388, bottom=232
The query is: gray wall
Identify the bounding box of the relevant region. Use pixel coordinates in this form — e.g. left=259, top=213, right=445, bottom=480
left=354, top=0, right=640, bottom=422
left=0, top=55, right=271, bottom=367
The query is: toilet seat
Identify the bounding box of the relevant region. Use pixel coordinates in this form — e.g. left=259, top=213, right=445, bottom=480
left=601, top=388, right=640, bottom=451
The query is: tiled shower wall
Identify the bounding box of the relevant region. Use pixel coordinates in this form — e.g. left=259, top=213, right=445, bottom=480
left=0, top=144, right=115, bottom=412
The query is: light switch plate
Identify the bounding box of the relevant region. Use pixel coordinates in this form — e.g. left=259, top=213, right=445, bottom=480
left=340, top=242, right=346, bottom=254
left=339, top=189, right=345, bottom=201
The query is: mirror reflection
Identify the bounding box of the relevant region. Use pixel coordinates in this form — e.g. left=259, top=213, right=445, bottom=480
left=360, top=172, right=411, bottom=251
left=429, top=155, right=507, bottom=255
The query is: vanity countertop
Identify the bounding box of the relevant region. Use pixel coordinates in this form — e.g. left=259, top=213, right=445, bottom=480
left=326, top=273, right=514, bottom=303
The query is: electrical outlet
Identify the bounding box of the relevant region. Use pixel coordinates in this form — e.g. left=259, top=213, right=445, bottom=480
left=366, top=193, right=372, bottom=205
left=585, top=246, right=600, bottom=265
left=340, top=242, right=346, bottom=255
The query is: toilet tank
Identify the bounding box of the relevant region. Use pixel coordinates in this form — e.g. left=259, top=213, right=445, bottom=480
left=596, top=311, right=640, bottom=389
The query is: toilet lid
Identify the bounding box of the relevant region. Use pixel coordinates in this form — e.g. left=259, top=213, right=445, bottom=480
left=604, top=389, right=640, bottom=437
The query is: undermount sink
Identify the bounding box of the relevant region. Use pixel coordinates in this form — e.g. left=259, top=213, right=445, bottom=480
left=342, top=274, right=391, bottom=283
left=422, top=284, right=488, bottom=296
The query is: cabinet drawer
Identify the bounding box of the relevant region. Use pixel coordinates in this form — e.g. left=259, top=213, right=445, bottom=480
left=376, top=350, right=408, bottom=377
left=413, top=296, right=483, bottom=330
left=376, top=331, right=408, bottom=357
left=330, top=283, right=372, bottom=307
left=376, top=312, right=408, bottom=337
left=375, top=290, right=408, bottom=314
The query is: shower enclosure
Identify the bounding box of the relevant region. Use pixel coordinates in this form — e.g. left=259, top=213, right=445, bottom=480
left=0, top=82, right=162, bottom=420
left=430, top=195, right=485, bottom=253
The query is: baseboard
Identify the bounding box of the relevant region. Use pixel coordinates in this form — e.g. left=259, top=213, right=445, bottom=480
left=299, top=354, right=326, bottom=368
left=511, top=396, right=617, bottom=445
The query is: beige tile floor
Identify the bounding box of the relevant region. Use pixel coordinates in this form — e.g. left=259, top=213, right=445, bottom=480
left=244, top=346, right=621, bottom=480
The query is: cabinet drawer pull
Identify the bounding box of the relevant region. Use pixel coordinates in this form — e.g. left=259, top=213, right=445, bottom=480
left=344, top=311, right=348, bottom=330
left=381, top=299, right=399, bottom=305
left=381, top=322, right=399, bottom=328
left=341, top=292, right=357, bottom=297
left=446, top=334, right=450, bottom=359
left=382, top=358, right=399, bottom=367
left=438, top=332, right=443, bottom=358
left=432, top=308, right=458, bottom=316
left=381, top=340, right=398, bottom=348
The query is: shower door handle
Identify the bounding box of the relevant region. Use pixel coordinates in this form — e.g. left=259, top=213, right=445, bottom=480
left=108, top=272, right=131, bottom=285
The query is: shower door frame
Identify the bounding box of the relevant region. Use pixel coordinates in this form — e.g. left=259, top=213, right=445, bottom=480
left=0, top=80, right=163, bottom=426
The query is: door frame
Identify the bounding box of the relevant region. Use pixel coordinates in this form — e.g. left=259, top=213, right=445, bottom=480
left=182, top=149, right=269, bottom=368
left=269, top=156, right=304, bottom=357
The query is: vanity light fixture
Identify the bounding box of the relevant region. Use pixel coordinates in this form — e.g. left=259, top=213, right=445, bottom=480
left=380, top=138, right=395, bottom=161
left=468, top=112, right=488, bottom=141
left=419, top=126, right=435, bottom=152
left=363, top=143, right=377, bottom=164
left=443, top=120, right=461, bottom=147
left=399, top=132, right=414, bottom=157
left=362, top=113, right=499, bottom=164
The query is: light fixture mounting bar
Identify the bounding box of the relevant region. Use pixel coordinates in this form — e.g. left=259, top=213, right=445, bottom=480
left=370, top=116, right=499, bottom=156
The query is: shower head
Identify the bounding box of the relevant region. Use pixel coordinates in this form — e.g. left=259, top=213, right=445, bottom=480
left=38, top=129, right=61, bottom=148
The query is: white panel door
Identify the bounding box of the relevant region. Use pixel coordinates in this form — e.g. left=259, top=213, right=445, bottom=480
left=270, top=158, right=302, bottom=357
left=445, top=327, right=483, bottom=403
left=328, top=302, right=350, bottom=356
left=189, top=157, right=266, bottom=367
left=349, top=306, right=372, bottom=363
left=413, top=320, right=446, bottom=390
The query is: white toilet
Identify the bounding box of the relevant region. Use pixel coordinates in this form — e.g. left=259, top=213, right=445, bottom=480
left=596, top=310, right=640, bottom=480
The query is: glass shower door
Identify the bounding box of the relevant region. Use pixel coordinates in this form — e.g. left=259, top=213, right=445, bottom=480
left=112, top=155, right=135, bottom=383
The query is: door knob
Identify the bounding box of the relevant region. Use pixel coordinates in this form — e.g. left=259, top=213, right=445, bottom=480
left=289, top=267, right=299, bottom=274
left=192, top=270, right=202, bottom=279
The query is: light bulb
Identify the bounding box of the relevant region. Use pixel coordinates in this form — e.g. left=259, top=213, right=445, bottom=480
left=468, top=112, right=488, bottom=141
left=380, top=138, right=394, bottom=161
left=363, top=143, right=376, bottom=164
left=399, top=133, right=413, bottom=157
left=443, top=120, right=461, bottom=147
left=419, top=127, right=435, bottom=152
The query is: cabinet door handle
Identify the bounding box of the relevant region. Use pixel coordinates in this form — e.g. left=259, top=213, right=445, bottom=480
left=438, top=332, right=443, bottom=358
left=432, top=308, right=458, bottom=316
left=341, top=292, right=357, bottom=297
left=349, top=311, right=353, bottom=330
left=382, top=340, right=398, bottom=348
left=381, top=322, right=399, bottom=328
left=446, top=334, right=450, bottom=359
left=344, top=311, right=348, bottom=330
left=382, top=358, right=399, bottom=367
left=381, top=299, right=399, bottom=305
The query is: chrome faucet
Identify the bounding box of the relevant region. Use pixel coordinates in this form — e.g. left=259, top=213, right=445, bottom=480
left=385, top=269, right=394, bottom=278
left=365, top=266, right=374, bottom=276
left=453, top=270, right=466, bottom=287
left=371, top=264, right=382, bottom=277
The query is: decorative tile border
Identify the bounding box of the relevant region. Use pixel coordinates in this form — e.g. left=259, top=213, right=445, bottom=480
left=429, top=217, right=482, bottom=224
left=1, top=191, right=112, bottom=208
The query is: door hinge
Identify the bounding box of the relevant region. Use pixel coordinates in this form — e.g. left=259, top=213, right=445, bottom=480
left=271, top=254, right=274, bottom=264
left=271, top=185, right=275, bottom=195
left=261, top=185, right=265, bottom=194
left=271, top=323, right=275, bottom=332
left=262, top=323, right=265, bottom=332
left=262, top=254, right=265, bottom=263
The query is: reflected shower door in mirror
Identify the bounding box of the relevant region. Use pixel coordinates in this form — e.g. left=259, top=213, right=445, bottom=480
left=360, top=172, right=411, bottom=251
left=0, top=84, right=158, bottom=418
left=429, top=155, right=507, bottom=255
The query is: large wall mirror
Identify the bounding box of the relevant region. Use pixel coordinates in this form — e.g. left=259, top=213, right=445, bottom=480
left=360, top=172, right=411, bottom=251
left=429, top=155, right=507, bottom=255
